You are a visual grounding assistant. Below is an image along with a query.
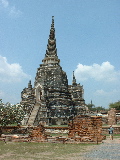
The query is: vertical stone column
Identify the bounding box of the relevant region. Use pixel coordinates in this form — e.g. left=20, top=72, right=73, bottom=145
left=108, top=108, right=116, bottom=125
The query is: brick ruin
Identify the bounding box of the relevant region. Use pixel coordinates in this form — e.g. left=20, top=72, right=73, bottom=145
left=108, top=108, right=117, bottom=125
left=0, top=125, right=47, bottom=142
left=68, top=115, right=104, bottom=142
left=98, top=109, right=120, bottom=125
left=20, top=16, right=87, bottom=126
left=0, top=116, right=105, bottom=143
left=28, top=124, right=47, bottom=142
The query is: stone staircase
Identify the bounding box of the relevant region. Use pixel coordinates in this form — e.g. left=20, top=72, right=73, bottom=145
left=27, top=103, right=40, bottom=126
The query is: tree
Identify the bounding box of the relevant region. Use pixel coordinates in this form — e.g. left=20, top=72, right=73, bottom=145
left=86, top=103, right=96, bottom=111
left=86, top=103, right=105, bottom=112
left=0, top=102, right=25, bottom=126
left=109, top=101, right=120, bottom=110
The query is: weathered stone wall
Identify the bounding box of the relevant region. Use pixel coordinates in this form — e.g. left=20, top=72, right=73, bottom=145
left=68, top=115, right=104, bottom=142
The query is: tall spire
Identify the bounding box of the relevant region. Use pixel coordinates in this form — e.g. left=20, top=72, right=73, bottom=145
left=72, top=71, right=77, bottom=85
left=42, top=16, right=60, bottom=65
left=28, top=80, right=32, bottom=90
left=46, top=16, right=57, bottom=56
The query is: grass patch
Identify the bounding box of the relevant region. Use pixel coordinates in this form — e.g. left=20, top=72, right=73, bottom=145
left=49, top=133, right=68, bottom=137
left=113, top=134, right=120, bottom=137
left=102, top=124, right=120, bottom=127
left=0, top=123, right=17, bottom=127
left=0, top=141, right=95, bottom=160
left=45, top=125, right=68, bottom=127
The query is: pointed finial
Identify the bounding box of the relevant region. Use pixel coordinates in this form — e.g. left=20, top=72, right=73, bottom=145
left=73, top=71, right=75, bottom=80
left=72, top=71, right=77, bottom=85
left=28, top=80, right=32, bottom=89
left=91, top=100, right=92, bottom=105
left=51, top=16, right=54, bottom=28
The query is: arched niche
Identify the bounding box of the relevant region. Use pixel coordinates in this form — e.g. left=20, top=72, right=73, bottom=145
left=35, top=85, right=42, bottom=102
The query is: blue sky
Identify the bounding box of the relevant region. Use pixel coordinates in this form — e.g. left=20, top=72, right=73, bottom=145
left=0, top=0, right=120, bottom=108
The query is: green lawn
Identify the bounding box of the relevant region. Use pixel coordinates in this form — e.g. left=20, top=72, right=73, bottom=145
left=0, top=141, right=94, bottom=160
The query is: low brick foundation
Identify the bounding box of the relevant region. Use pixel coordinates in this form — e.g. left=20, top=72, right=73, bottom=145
left=1, top=122, right=120, bottom=143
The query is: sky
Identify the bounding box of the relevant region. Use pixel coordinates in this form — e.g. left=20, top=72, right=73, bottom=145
left=0, top=0, right=120, bottom=108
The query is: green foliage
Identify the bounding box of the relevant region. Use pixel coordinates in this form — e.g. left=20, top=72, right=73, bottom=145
left=87, top=103, right=105, bottom=112
left=0, top=103, right=25, bottom=126
left=86, top=103, right=95, bottom=111
left=96, top=106, right=105, bottom=111
left=109, top=101, right=120, bottom=110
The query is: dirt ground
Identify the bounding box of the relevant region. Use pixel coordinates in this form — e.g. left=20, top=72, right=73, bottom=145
left=0, top=137, right=120, bottom=160
left=80, top=137, right=120, bottom=160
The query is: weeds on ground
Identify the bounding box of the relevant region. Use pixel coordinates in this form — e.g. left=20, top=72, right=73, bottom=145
left=0, top=141, right=94, bottom=160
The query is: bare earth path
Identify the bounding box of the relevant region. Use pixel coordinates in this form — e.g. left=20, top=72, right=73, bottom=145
left=81, top=138, right=120, bottom=160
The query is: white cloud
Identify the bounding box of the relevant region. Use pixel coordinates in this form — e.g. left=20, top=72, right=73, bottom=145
left=0, top=55, right=29, bottom=82
left=0, top=0, right=22, bottom=17
left=75, top=61, right=120, bottom=82
left=0, top=90, right=4, bottom=97
left=0, top=0, right=9, bottom=8
left=95, top=89, right=120, bottom=96
left=93, top=89, right=120, bottom=107
left=9, top=6, right=22, bottom=17
left=95, top=89, right=106, bottom=95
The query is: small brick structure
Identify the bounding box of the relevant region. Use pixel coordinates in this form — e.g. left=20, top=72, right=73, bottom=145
left=68, top=115, right=104, bottom=142
left=28, top=124, right=47, bottom=142
left=108, top=108, right=116, bottom=125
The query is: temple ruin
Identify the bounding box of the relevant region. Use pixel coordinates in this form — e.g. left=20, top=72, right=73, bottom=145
left=21, top=17, right=87, bottom=126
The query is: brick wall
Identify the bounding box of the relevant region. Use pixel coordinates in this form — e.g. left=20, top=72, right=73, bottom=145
left=28, top=124, right=47, bottom=141
left=68, top=115, right=104, bottom=142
